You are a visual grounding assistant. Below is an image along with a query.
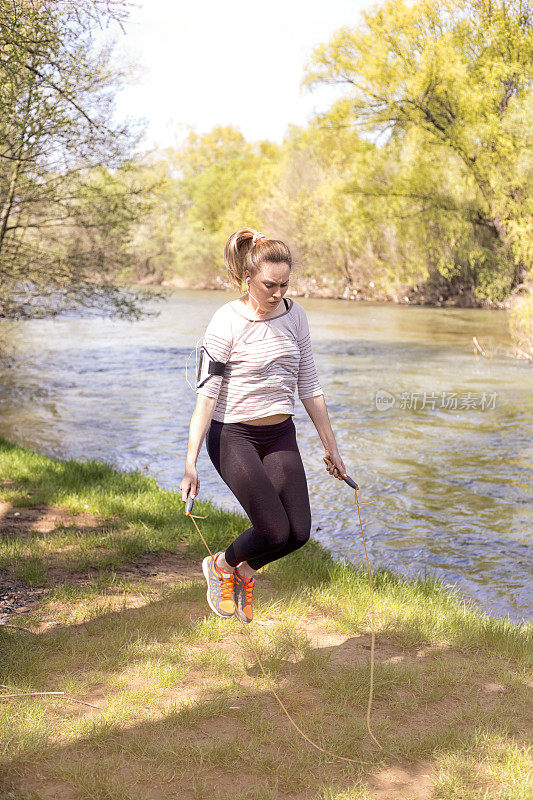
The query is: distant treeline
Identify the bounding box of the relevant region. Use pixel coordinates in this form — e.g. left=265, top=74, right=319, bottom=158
left=125, top=0, right=532, bottom=313
left=1, top=1, right=532, bottom=354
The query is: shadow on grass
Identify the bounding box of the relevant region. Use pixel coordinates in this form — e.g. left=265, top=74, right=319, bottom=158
left=1, top=610, right=530, bottom=799
left=1, top=558, right=531, bottom=799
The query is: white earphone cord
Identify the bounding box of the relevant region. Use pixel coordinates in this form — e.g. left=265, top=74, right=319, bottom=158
left=246, top=277, right=263, bottom=322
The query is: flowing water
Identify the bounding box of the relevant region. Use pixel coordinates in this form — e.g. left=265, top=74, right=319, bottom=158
left=1, top=289, right=531, bottom=620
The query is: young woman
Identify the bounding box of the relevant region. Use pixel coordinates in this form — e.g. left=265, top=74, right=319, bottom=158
left=180, top=227, right=348, bottom=624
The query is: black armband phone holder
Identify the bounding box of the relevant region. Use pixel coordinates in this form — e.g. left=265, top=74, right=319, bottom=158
left=196, top=345, right=227, bottom=389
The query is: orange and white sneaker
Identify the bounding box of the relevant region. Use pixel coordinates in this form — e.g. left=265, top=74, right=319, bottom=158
left=233, top=566, right=255, bottom=623
left=202, top=552, right=235, bottom=618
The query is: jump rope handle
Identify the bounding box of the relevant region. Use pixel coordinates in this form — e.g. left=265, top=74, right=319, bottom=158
left=184, top=494, right=195, bottom=515
left=323, top=456, right=359, bottom=491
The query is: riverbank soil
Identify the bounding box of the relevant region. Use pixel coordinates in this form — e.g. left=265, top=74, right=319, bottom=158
left=1, top=438, right=531, bottom=800
left=154, top=274, right=516, bottom=309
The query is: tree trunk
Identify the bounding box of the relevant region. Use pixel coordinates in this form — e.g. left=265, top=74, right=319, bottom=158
left=0, top=156, right=22, bottom=253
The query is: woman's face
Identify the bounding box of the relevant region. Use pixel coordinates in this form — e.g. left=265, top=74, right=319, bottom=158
left=244, top=261, right=291, bottom=313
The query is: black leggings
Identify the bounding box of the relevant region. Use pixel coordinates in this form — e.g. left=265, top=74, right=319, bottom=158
left=205, top=415, right=312, bottom=570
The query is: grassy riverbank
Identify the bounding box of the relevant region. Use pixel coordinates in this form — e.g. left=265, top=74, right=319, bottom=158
left=0, top=436, right=531, bottom=800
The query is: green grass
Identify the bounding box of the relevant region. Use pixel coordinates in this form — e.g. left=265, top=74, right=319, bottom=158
left=0, top=434, right=531, bottom=800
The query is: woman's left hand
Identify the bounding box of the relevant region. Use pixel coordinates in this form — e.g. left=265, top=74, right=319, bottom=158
left=324, top=448, right=348, bottom=481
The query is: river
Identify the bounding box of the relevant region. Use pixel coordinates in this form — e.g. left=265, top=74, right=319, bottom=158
left=0, top=288, right=531, bottom=621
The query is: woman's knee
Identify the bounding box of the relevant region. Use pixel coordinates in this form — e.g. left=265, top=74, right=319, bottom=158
left=290, top=523, right=311, bottom=548
left=263, top=516, right=310, bottom=552
left=264, top=517, right=291, bottom=550
left=288, top=502, right=311, bottom=546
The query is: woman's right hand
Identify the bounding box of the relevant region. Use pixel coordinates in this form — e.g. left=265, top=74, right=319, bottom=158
left=324, top=448, right=348, bottom=482
left=181, top=464, right=199, bottom=505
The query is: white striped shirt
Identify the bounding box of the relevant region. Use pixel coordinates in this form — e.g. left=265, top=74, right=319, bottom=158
left=196, top=297, right=324, bottom=422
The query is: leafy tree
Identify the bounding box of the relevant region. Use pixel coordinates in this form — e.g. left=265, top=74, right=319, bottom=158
left=128, top=128, right=281, bottom=288
left=0, top=0, right=151, bottom=319
left=302, top=0, right=533, bottom=302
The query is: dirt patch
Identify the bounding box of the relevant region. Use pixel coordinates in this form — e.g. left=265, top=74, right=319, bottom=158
left=0, top=580, right=47, bottom=623
left=0, top=499, right=120, bottom=622
left=368, top=759, right=435, bottom=799
left=0, top=496, right=225, bottom=622
left=0, top=499, right=113, bottom=536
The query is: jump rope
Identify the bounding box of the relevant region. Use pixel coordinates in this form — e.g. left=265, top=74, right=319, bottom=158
left=185, top=281, right=383, bottom=763
left=184, top=458, right=383, bottom=764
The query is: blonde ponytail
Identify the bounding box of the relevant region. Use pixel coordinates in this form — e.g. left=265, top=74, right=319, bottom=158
left=224, top=227, right=292, bottom=292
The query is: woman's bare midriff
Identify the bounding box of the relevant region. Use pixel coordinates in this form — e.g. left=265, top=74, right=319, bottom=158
left=240, top=413, right=291, bottom=426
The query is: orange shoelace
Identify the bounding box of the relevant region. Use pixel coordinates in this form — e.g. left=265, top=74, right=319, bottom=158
left=243, top=577, right=254, bottom=607
left=215, top=560, right=235, bottom=601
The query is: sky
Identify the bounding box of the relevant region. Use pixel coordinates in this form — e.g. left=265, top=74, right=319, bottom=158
left=112, top=0, right=370, bottom=151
